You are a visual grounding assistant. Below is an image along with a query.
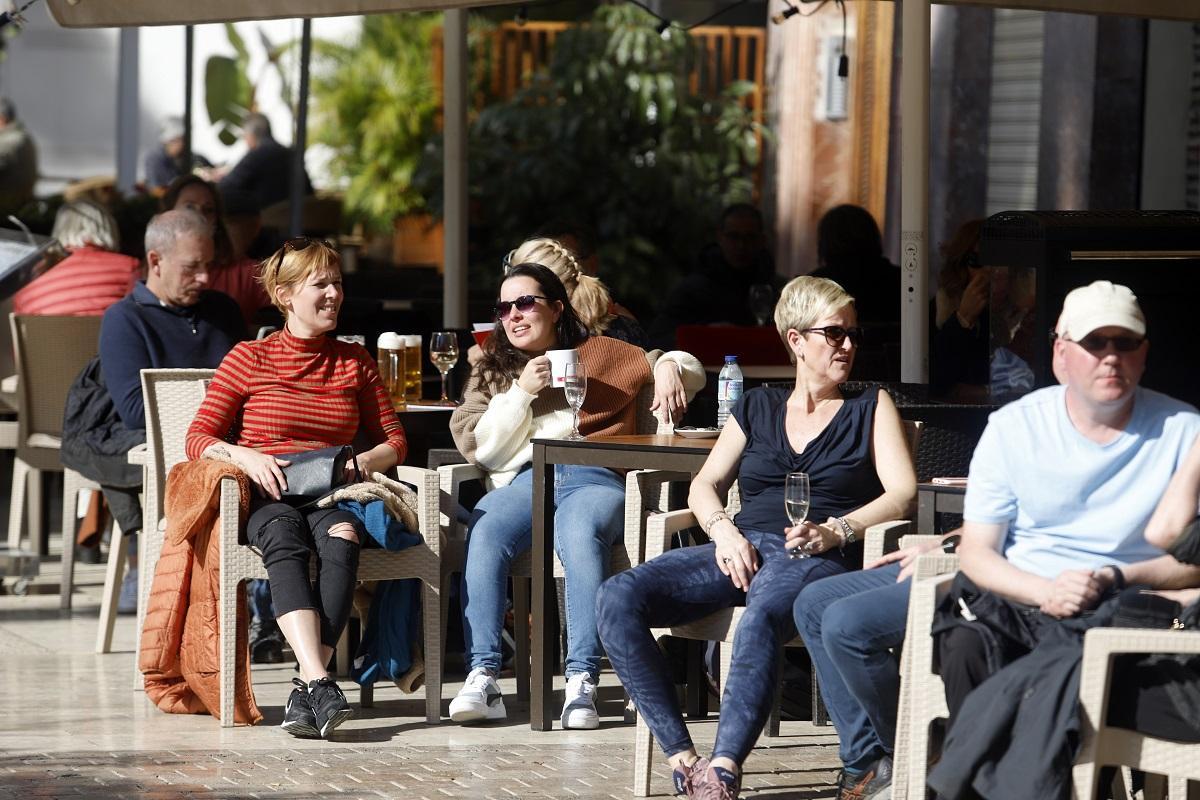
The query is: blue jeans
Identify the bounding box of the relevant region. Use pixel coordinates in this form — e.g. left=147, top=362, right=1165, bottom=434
left=793, top=562, right=909, bottom=771
left=597, top=530, right=848, bottom=765
left=460, top=464, right=625, bottom=680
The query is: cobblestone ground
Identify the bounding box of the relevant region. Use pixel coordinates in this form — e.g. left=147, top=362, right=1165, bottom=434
left=0, top=558, right=844, bottom=799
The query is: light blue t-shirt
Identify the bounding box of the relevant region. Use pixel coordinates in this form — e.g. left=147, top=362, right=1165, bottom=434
left=964, top=385, right=1200, bottom=579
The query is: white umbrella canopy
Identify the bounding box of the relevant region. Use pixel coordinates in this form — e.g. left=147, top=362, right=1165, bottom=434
left=46, top=0, right=511, bottom=27
left=45, top=0, right=1200, bottom=27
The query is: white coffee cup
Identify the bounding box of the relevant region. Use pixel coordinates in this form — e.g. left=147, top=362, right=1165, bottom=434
left=545, top=349, right=580, bottom=388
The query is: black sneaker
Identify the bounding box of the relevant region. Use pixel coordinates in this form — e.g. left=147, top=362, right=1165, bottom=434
left=308, top=677, right=354, bottom=738
left=281, top=678, right=320, bottom=738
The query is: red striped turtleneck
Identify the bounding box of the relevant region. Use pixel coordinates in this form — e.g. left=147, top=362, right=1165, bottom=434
left=185, top=326, right=407, bottom=463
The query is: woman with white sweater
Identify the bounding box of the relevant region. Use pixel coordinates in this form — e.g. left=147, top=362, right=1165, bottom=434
left=448, top=262, right=705, bottom=729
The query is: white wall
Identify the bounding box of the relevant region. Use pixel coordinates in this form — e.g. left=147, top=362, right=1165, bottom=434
left=0, top=9, right=360, bottom=194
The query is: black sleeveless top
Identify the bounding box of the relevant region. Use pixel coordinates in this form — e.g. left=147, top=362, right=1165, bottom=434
left=730, top=386, right=884, bottom=552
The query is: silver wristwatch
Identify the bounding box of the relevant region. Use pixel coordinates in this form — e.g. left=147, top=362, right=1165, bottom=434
left=833, top=516, right=856, bottom=546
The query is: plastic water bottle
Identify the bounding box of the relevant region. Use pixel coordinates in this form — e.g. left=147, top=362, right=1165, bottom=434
left=717, top=355, right=744, bottom=429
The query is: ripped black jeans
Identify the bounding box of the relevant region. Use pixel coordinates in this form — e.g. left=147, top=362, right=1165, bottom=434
left=246, top=501, right=364, bottom=648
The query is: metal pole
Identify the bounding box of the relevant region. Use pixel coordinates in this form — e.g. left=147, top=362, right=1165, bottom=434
left=183, top=25, right=194, bottom=165
left=290, top=18, right=313, bottom=238
left=116, top=27, right=140, bottom=193
left=442, top=9, right=469, bottom=329
left=900, top=0, right=930, bottom=383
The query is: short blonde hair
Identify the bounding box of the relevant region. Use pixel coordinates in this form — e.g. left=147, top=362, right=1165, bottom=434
left=259, top=239, right=340, bottom=316
left=508, top=237, right=613, bottom=335
left=774, top=275, right=855, bottom=340
left=52, top=199, right=120, bottom=251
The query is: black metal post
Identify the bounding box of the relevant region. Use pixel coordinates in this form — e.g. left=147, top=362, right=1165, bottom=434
left=290, top=18, right=313, bottom=237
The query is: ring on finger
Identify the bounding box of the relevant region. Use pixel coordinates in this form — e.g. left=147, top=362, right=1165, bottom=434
left=722, top=556, right=732, bottom=564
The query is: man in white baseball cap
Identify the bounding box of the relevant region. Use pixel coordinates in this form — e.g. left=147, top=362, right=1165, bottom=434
left=923, top=280, right=1200, bottom=796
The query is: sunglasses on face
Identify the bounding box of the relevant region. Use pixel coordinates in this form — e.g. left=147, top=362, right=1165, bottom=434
left=1065, top=333, right=1145, bottom=354
left=801, top=325, right=865, bottom=347
left=494, top=294, right=549, bottom=320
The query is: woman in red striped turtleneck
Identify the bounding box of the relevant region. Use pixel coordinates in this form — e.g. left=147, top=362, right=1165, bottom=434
left=185, top=238, right=406, bottom=739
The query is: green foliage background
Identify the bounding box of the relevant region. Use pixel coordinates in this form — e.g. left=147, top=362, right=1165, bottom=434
left=311, top=4, right=762, bottom=314
left=417, top=4, right=762, bottom=315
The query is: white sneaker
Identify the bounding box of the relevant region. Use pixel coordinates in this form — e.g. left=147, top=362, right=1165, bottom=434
left=560, top=673, right=599, bottom=729
left=449, top=668, right=506, bottom=723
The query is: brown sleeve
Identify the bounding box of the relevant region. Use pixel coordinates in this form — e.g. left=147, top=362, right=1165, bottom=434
left=450, top=368, right=499, bottom=466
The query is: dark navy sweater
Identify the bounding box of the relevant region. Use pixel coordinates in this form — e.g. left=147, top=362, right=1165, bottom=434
left=98, top=282, right=244, bottom=430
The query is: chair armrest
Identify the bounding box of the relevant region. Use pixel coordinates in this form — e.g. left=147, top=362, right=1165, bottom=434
left=912, top=553, right=960, bottom=581
left=899, top=534, right=943, bottom=551
left=127, top=443, right=148, bottom=466
left=1082, top=627, right=1200, bottom=660
left=624, top=469, right=692, bottom=566
left=438, top=461, right=485, bottom=539
left=392, top=465, right=443, bottom=555
left=864, top=519, right=913, bottom=563
left=1077, top=627, right=1200, bottom=739
left=645, top=508, right=699, bottom=561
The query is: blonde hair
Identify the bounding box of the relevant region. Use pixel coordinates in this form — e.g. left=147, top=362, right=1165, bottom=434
left=774, top=275, right=855, bottom=341
left=53, top=199, right=120, bottom=251
left=259, top=239, right=340, bottom=317
left=508, top=237, right=613, bottom=335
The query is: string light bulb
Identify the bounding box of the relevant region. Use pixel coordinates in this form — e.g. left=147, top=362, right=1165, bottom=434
left=771, top=3, right=800, bottom=24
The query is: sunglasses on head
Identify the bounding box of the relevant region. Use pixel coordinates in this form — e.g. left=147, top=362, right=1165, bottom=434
left=494, top=294, right=549, bottom=320
left=267, top=236, right=335, bottom=272
left=1064, top=333, right=1145, bottom=354
left=800, top=325, right=865, bottom=347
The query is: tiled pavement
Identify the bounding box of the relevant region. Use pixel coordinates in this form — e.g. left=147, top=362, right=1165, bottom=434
left=0, top=554, right=844, bottom=799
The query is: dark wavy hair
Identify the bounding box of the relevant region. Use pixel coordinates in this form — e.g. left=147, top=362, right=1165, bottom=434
left=159, top=174, right=234, bottom=265
left=478, top=262, right=589, bottom=386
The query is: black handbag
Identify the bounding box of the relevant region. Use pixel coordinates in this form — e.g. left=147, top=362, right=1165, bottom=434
left=280, top=445, right=360, bottom=500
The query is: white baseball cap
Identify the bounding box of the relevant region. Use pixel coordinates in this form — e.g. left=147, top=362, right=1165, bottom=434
left=1055, top=280, right=1145, bottom=341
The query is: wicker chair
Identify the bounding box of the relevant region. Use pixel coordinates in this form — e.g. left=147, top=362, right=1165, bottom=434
left=889, top=553, right=960, bottom=800
left=6, top=314, right=111, bottom=614
left=136, top=369, right=445, bottom=726
left=629, top=421, right=922, bottom=797
left=1071, top=628, right=1200, bottom=800
left=437, top=383, right=670, bottom=701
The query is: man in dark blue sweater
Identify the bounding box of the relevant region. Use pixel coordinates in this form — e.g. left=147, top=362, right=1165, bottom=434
left=93, top=208, right=243, bottom=612
left=99, top=209, right=243, bottom=430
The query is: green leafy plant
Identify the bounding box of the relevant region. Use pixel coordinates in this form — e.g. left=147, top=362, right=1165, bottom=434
left=416, top=3, right=762, bottom=313
left=310, top=14, right=445, bottom=232
left=205, top=23, right=295, bottom=146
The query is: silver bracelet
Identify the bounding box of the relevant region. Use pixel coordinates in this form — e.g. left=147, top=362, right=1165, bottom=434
left=832, top=516, right=856, bottom=546
left=703, top=510, right=731, bottom=534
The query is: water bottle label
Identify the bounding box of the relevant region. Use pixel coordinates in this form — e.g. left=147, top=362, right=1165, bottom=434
left=723, top=380, right=743, bottom=402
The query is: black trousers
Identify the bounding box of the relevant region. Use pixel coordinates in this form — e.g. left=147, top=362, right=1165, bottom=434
left=246, top=501, right=363, bottom=648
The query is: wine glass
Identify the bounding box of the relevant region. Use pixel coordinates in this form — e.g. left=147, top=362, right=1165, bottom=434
left=749, top=283, right=775, bottom=327
left=563, top=361, right=587, bottom=440
left=429, top=331, right=459, bottom=406
left=785, top=472, right=812, bottom=559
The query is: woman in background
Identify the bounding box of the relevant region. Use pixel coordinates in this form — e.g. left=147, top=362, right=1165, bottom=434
left=13, top=199, right=139, bottom=316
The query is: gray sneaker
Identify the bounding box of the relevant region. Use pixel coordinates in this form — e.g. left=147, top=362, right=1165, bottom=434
left=836, top=755, right=892, bottom=800
left=116, top=567, right=138, bottom=615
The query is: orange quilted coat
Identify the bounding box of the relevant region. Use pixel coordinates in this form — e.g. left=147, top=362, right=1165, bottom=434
left=139, top=459, right=263, bottom=725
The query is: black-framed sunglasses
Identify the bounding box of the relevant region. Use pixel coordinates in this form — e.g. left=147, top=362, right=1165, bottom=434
left=267, top=236, right=335, bottom=273
left=800, top=325, right=865, bottom=347
left=494, top=294, right=549, bottom=320
left=1062, top=332, right=1145, bottom=354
